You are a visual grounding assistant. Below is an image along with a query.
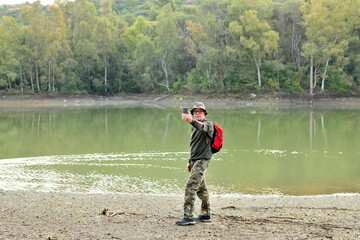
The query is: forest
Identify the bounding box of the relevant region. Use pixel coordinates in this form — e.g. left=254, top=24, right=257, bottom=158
left=0, top=0, right=359, bottom=95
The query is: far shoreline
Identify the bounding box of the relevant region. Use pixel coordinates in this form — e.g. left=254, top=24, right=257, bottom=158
left=1, top=92, right=360, bottom=111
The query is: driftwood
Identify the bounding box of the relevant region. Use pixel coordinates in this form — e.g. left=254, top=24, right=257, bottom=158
left=101, top=209, right=151, bottom=218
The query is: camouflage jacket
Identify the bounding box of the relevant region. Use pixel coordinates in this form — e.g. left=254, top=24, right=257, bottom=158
left=188, top=118, right=214, bottom=161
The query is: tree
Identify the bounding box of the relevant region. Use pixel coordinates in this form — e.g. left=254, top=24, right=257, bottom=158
left=1, top=0, right=360, bottom=95
left=185, top=19, right=230, bottom=90
left=229, top=9, right=279, bottom=88
left=121, top=16, right=148, bottom=54
left=301, top=0, right=359, bottom=94
left=95, top=17, right=115, bottom=93
left=99, top=0, right=119, bottom=30
left=276, top=0, right=305, bottom=72
left=153, top=0, right=176, bottom=10
left=228, top=0, right=274, bottom=20
left=154, top=3, right=178, bottom=92
left=185, top=20, right=208, bottom=62
left=133, top=37, right=157, bottom=91
left=68, top=0, right=97, bottom=91
left=199, top=0, right=230, bottom=50
left=194, top=0, right=231, bottom=89
left=20, top=0, right=46, bottom=92
left=44, top=5, right=71, bottom=92
left=120, top=16, right=151, bottom=91
left=0, top=16, right=20, bottom=91
left=16, top=25, right=33, bottom=93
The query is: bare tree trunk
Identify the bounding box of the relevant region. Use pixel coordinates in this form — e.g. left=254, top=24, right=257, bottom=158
left=4, top=55, right=12, bottom=90
left=30, top=73, right=34, bottom=91
left=314, top=67, right=318, bottom=89
left=52, top=66, right=55, bottom=92
left=36, top=62, right=40, bottom=92
left=321, top=37, right=337, bottom=91
left=19, top=62, right=24, bottom=94
left=161, top=49, right=170, bottom=92
left=294, top=33, right=301, bottom=71
left=321, top=58, right=330, bottom=91
left=104, top=55, right=107, bottom=93
left=48, top=63, right=51, bottom=92
left=217, top=64, right=224, bottom=89
left=256, top=64, right=261, bottom=88
left=118, top=67, right=122, bottom=94
left=253, top=54, right=262, bottom=88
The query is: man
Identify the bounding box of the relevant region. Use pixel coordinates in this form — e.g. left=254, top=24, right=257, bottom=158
left=176, top=102, right=214, bottom=226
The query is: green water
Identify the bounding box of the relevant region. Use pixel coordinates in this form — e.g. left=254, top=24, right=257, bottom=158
left=0, top=106, right=359, bottom=196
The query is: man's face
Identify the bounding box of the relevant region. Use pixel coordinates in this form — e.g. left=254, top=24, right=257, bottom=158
left=193, top=108, right=206, bottom=121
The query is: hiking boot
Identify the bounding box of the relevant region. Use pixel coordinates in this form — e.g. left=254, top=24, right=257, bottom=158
left=175, top=217, right=196, bottom=226
left=195, top=215, right=211, bottom=222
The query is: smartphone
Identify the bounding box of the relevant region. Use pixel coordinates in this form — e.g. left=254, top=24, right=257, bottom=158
left=182, top=107, right=188, bottom=114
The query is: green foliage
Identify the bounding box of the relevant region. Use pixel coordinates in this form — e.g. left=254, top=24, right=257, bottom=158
left=0, top=5, right=21, bottom=21
left=0, top=78, right=7, bottom=88
left=170, top=75, right=186, bottom=94
left=282, top=71, right=303, bottom=93
left=301, top=0, right=359, bottom=93
left=184, top=70, right=208, bottom=93
left=0, top=0, right=359, bottom=95
left=328, top=72, right=353, bottom=94
left=154, top=0, right=177, bottom=11
left=110, top=0, right=151, bottom=16
left=61, top=72, right=77, bottom=93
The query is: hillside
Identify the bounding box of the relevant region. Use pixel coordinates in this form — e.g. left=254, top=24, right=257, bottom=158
left=0, top=0, right=201, bottom=20
left=0, top=2, right=48, bottom=21
left=0, top=3, right=23, bottom=19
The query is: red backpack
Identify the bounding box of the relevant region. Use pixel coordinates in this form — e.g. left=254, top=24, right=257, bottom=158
left=209, top=122, right=223, bottom=154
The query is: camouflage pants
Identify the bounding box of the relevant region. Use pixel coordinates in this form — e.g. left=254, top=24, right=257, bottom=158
left=183, top=159, right=210, bottom=218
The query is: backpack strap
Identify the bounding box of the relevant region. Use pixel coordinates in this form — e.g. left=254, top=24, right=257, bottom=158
left=204, top=120, right=214, bottom=142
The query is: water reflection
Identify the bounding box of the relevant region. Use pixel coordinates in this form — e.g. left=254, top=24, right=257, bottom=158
left=310, top=111, right=313, bottom=149
left=257, top=119, right=261, bottom=146
left=1, top=107, right=360, bottom=196
left=0, top=107, right=186, bottom=158
left=321, top=115, right=328, bottom=147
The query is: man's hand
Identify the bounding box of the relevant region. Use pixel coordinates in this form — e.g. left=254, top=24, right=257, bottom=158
left=186, top=163, right=191, bottom=172
left=182, top=111, right=192, bottom=123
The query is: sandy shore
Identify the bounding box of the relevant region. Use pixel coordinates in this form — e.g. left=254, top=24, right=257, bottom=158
left=0, top=190, right=359, bottom=239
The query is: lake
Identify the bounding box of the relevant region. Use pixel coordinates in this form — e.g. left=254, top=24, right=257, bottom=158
left=1, top=105, right=359, bottom=196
